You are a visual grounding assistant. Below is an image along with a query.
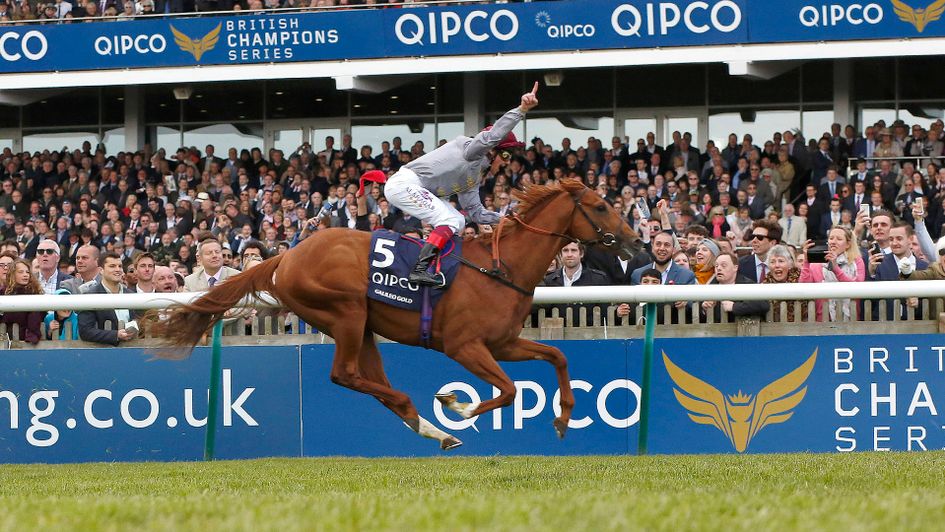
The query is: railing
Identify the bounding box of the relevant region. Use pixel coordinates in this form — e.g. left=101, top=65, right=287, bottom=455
left=1, top=281, right=942, bottom=348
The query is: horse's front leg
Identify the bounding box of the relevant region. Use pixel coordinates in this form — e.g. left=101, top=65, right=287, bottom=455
left=492, top=337, right=574, bottom=439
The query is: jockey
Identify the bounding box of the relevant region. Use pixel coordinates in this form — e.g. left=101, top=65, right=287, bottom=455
left=383, top=82, right=540, bottom=286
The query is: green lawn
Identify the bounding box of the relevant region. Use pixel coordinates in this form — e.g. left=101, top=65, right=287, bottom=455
left=0, top=453, right=942, bottom=531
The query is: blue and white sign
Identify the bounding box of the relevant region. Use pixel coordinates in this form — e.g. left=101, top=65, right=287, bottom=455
left=301, top=341, right=640, bottom=457
left=648, top=335, right=945, bottom=454
left=0, top=345, right=301, bottom=463
left=0, top=0, right=940, bottom=75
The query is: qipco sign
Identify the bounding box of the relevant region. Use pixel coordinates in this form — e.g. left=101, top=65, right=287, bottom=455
left=394, top=9, right=519, bottom=45
left=0, top=30, right=48, bottom=62
left=611, top=0, right=742, bottom=37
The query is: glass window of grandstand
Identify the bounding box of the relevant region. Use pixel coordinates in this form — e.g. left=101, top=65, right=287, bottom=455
left=854, top=57, right=945, bottom=133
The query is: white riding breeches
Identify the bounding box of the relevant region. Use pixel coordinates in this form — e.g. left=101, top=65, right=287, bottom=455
left=384, top=168, right=466, bottom=233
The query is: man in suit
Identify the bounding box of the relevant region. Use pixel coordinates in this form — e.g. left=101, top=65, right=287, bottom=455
left=843, top=180, right=870, bottom=215
left=849, top=158, right=872, bottom=185
left=738, top=220, right=782, bottom=283
left=868, top=222, right=928, bottom=320
left=778, top=203, right=807, bottom=248
left=78, top=252, right=137, bottom=346
left=853, top=126, right=878, bottom=168
left=34, top=239, right=71, bottom=295
left=783, top=130, right=808, bottom=175
left=61, top=244, right=101, bottom=295
left=542, top=242, right=610, bottom=324
left=184, top=237, right=242, bottom=291
left=199, top=144, right=225, bottom=173
left=630, top=231, right=695, bottom=285
left=817, top=167, right=846, bottom=202
left=874, top=159, right=898, bottom=188
left=820, top=197, right=844, bottom=238
left=811, top=138, right=835, bottom=185
left=799, top=184, right=827, bottom=241
left=702, top=252, right=770, bottom=322
left=744, top=183, right=768, bottom=220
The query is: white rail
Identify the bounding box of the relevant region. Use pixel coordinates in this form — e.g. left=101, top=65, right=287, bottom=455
left=0, top=281, right=941, bottom=312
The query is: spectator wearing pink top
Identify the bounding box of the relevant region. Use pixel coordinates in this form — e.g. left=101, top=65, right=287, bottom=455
left=800, top=226, right=866, bottom=322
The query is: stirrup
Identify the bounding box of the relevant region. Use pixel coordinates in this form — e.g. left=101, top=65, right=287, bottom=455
left=410, top=270, right=447, bottom=288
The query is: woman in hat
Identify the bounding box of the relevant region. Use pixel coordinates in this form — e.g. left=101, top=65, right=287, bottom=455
left=693, top=239, right=720, bottom=285
left=383, top=83, right=540, bottom=286
left=873, top=128, right=903, bottom=168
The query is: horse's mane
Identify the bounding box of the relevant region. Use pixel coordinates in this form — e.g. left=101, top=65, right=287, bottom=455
left=511, top=178, right=584, bottom=219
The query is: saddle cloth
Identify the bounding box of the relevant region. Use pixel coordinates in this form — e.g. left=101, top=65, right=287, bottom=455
left=367, top=230, right=461, bottom=311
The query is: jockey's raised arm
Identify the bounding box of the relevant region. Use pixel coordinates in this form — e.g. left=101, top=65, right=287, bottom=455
left=384, top=82, right=539, bottom=287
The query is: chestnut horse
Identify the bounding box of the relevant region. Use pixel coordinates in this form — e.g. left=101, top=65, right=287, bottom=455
left=150, top=178, right=642, bottom=450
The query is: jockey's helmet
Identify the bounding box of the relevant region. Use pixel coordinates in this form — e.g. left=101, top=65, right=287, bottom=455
left=481, top=126, right=526, bottom=150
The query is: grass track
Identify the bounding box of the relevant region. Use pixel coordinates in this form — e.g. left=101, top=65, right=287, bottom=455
left=0, top=452, right=943, bottom=531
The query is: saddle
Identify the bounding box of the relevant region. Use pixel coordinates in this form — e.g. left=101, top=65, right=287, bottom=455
left=367, top=230, right=461, bottom=312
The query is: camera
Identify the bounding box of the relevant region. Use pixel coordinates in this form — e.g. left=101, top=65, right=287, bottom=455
left=634, top=198, right=651, bottom=220
left=807, top=243, right=829, bottom=264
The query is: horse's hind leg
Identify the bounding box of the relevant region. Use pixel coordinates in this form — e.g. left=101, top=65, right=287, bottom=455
left=494, top=338, right=575, bottom=439
left=359, top=333, right=462, bottom=451
left=438, top=339, right=517, bottom=419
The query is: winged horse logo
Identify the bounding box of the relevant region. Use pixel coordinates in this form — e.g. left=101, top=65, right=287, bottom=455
left=891, top=0, right=945, bottom=32
left=663, top=350, right=817, bottom=452
left=170, top=23, right=222, bottom=62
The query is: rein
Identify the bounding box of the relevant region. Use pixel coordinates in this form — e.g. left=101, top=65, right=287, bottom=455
left=458, top=188, right=618, bottom=296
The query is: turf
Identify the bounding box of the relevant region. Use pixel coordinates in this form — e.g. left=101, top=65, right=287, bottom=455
left=0, top=453, right=942, bottom=531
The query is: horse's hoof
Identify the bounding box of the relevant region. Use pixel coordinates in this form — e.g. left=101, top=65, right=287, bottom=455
left=441, top=436, right=463, bottom=451
left=435, top=393, right=457, bottom=406
left=553, top=418, right=568, bottom=439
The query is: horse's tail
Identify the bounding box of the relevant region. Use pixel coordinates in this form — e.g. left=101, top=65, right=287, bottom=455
left=146, top=254, right=284, bottom=359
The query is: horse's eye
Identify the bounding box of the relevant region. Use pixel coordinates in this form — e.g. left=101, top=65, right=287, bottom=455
left=596, top=204, right=607, bottom=212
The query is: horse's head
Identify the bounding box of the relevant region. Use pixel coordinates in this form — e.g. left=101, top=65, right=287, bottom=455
left=562, top=180, right=643, bottom=259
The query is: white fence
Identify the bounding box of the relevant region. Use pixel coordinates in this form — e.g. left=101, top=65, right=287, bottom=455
left=0, top=280, right=942, bottom=311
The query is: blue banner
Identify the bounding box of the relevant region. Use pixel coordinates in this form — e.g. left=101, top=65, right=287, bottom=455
left=0, top=0, right=938, bottom=75
left=301, top=341, right=640, bottom=457
left=2, top=334, right=944, bottom=462
left=0, top=345, right=301, bottom=463
left=648, top=335, right=945, bottom=454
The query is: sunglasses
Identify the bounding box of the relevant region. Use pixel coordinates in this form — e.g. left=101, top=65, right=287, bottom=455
left=749, top=234, right=770, bottom=241
left=0, top=262, right=11, bottom=268
left=36, top=248, right=58, bottom=255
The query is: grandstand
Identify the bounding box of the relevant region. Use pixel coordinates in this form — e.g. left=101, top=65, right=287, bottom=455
left=1, top=2, right=945, bottom=528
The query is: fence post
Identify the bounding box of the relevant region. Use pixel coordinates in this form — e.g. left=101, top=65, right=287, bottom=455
left=204, top=320, right=224, bottom=461
left=637, top=302, right=656, bottom=455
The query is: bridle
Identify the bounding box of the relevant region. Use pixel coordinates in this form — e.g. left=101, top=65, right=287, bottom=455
left=456, top=187, right=620, bottom=296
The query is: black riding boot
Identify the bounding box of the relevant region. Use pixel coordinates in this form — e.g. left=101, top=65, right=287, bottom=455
left=408, top=242, right=443, bottom=286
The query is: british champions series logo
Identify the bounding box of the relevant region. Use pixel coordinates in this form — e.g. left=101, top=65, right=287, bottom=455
left=663, top=350, right=817, bottom=452
left=170, top=23, right=221, bottom=61
left=892, top=0, right=945, bottom=32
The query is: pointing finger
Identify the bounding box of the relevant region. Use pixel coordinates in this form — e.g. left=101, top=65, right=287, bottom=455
left=531, top=81, right=539, bottom=95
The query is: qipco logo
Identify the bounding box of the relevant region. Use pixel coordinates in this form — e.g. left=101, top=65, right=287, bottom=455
left=611, top=0, right=742, bottom=37
left=94, top=34, right=167, bottom=56
left=0, top=30, right=48, bottom=62
left=395, top=9, right=519, bottom=45
left=798, top=4, right=884, bottom=28
left=433, top=379, right=641, bottom=432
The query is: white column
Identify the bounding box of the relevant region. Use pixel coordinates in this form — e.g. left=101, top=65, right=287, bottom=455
left=124, top=86, right=146, bottom=153
left=833, top=59, right=854, bottom=127
left=463, top=73, right=485, bottom=137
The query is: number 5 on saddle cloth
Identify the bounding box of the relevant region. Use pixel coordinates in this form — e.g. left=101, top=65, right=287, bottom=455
left=367, top=230, right=462, bottom=313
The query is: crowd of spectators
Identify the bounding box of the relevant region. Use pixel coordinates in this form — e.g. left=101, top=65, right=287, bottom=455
left=0, top=0, right=489, bottom=24
left=1, top=115, right=944, bottom=344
